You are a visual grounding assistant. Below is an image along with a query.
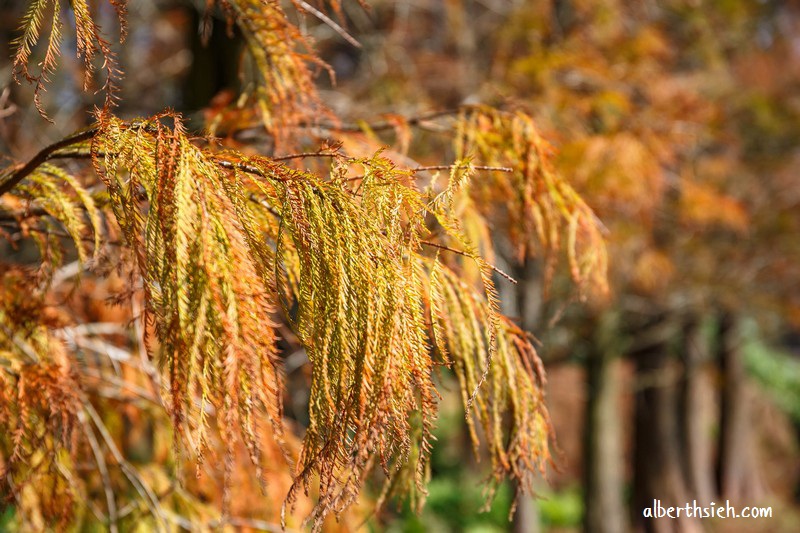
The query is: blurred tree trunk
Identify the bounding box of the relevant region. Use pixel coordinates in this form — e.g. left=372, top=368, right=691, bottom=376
left=181, top=7, right=242, bottom=114
left=679, top=318, right=716, bottom=504
left=632, top=334, right=702, bottom=533
left=716, top=313, right=764, bottom=503
left=551, top=0, right=576, bottom=41
left=583, top=314, right=629, bottom=533
left=507, top=257, right=543, bottom=533
left=512, top=257, right=543, bottom=332
left=513, top=493, right=541, bottom=533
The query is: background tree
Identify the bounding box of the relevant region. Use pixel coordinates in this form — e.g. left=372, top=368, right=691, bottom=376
left=475, top=1, right=800, bottom=531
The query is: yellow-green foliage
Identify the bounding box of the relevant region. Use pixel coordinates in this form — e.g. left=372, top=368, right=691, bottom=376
left=273, top=156, right=438, bottom=524
left=11, top=0, right=123, bottom=114
left=0, top=274, right=83, bottom=531
left=92, top=115, right=287, bottom=496
left=2, top=1, right=608, bottom=530
left=456, top=106, right=609, bottom=297
left=221, top=0, right=331, bottom=141
left=14, top=163, right=102, bottom=267
left=422, top=161, right=551, bottom=503
left=1, top=112, right=565, bottom=530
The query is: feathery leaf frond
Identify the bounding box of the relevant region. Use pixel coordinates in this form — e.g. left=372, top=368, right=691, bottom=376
left=0, top=272, right=83, bottom=529
left=427, top=259, right=550, bottom=501
left=91, top=115, right=287, bottom=493
left=456, top=106, right=609, bottom=297
left=12, top=0, right=122, bottom=115
left=1, top=107, right=569, bottom=529
left=215, top=0, right=334, bottom=145
left=13, top=163, right=102, bottom=264
left=270, top=155, right=438, bottom=529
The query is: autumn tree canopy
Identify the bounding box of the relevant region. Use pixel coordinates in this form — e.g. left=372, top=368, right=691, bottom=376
left=0, top=1, right=608, bottom=531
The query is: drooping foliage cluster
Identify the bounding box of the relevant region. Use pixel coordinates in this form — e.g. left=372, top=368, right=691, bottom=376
left=11, top=0, right=125, bottom=114
left=0, top=272, right=83, bottom=531
left=455, top=107, right=608, bottom=297
left=11, top=0, right=330, bottom=136
left=221, top=0, right=333, bottom=139
left=0, top=0, right=607, bottom=531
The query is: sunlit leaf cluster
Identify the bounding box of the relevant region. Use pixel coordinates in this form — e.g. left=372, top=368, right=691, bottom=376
left=0, top=0, right=612, bottom=531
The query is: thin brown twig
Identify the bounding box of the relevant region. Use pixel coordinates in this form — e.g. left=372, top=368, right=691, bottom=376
left=210, top=515, right=296, bottom=532
left=214, top=159, right=271, bottom=176
left=0, top=207, right=49, bottom=221
left=0, top=120, right=160, bottom=197
left=297, top=0, right=362, bottom=49
left=0, top=128, right=98, bottom=196
left=323, top=108, right=462, bottom=133
left=342, top=163, right=514, bottom=183
left=79, top=413, right=119, bottom=533
left=49, top=149, right=98, bottom=160
left=271, top=151, right=340, bottom=162
left=214, top=158, right=299, bottom=182
left=83, top=403, right=168, bottom=530
left=420, top=241, right=517, bottom=284
left=0, top=220, right=122, bottom=246
left=413, top=164, right=513, bottom=173
left=225, top=108, right=464, bottom=140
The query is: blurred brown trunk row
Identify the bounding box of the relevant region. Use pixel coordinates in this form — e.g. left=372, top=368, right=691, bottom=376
left=583, top=313, right=764, bottom=533
left=503, top=262, right=767, bottom=533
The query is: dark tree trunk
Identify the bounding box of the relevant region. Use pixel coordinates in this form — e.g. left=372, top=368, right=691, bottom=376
left=633, top=340, right=702, bottom=533
left=583, top=314, right=629, bottom=533
left=181, top=7, right=243, bottom=114
left=716, top=313, right=764, bottom=503
left=511, top=257, right=544, bottom=333
left=679, top=318, right=716, bottom=504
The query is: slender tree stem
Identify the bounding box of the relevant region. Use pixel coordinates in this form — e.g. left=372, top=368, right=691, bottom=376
left=0, top=118, right=510, bottom=198
left=420, top=240, right=517, bottom=284
left=413, top=164, right=513, bottom=173
left=0, top=128, right=98, bottom=196
left=271, top=151, right=340, bottom=161
left=230, top=108, right=465, bottom=139
left=297, top=0, right=361, bottom=49
left=329, top=108, right=463, bottom=132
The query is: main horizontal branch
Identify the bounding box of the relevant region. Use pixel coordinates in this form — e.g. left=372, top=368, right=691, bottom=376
left=0, top=128, right=98, bottom=196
